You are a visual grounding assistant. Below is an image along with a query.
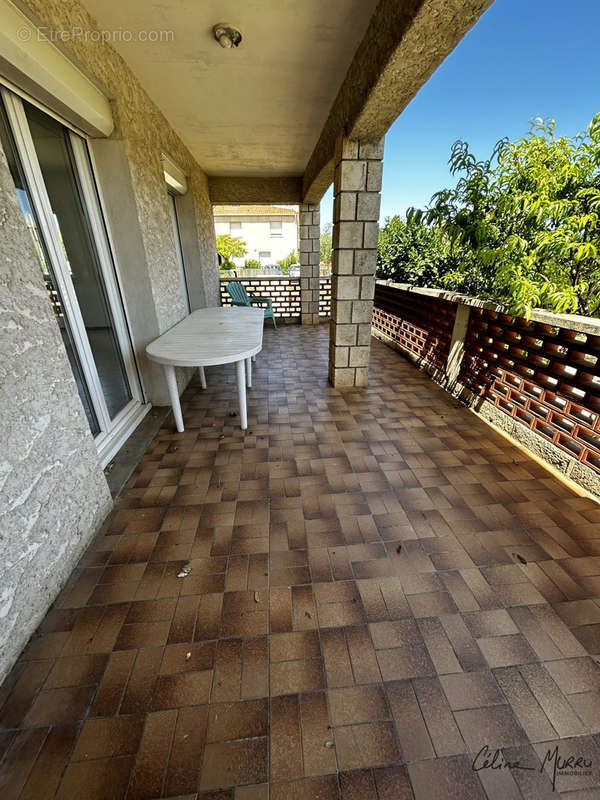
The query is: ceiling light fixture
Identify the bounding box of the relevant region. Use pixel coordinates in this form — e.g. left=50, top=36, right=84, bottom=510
left=213, top=23, right=242, bottom=49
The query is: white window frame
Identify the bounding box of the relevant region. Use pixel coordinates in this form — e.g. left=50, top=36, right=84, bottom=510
left=2, top=87, right=148, bottom=466
left=229, top=220, right=242, bottom=234
left=270, top=220, right=283, bottom=237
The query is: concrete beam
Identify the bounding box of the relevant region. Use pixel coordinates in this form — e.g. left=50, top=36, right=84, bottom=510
left=208, top=176, right=302, bottom=205
left=302, top=0, right=493, bottom=203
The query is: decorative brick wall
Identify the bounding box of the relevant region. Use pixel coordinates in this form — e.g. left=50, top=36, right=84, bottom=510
left=319, top=277, right=331, bottom=318
left=220, top=276, right=300, bottom=321
left=372, top=281, right=600, bottom=495
left=373, top=282, right=455, bottom=371
left=460, top=308, right=600, bottom=475
left=220, top=276, right=330, bottom=322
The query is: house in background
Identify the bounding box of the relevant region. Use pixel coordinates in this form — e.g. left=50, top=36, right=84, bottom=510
left=214, top=204, right=298, bottom=266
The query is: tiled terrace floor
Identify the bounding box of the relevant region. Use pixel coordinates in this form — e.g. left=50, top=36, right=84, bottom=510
left=2, top=324, right=600, bottom=800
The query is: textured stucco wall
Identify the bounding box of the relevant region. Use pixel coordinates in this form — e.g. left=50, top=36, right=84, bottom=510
left=0, top=0, right=221, bottom=681
left=0, top=143, right=113, bottom=684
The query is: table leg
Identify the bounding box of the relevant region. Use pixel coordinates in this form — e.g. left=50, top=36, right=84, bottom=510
left=245, top=357, right=252, bottom=388
left=235, top=359, right=247, bottom=430
left=164, top=364, right=184, bottom=432
left=198, top=366, right=207, bottom=389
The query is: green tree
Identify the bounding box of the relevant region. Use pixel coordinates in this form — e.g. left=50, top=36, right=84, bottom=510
left=216, top=234, right=247, bottom=269
left=377, top=215, right=448, bottom=287
left=424, top=115, right=600, bottom=316
left=320, top=223, right=332, bottom=266
left=277, top=250, right=298, bottom=274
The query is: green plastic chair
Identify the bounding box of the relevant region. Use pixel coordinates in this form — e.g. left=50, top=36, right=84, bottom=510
left=226, top=282, right=277, bottom=328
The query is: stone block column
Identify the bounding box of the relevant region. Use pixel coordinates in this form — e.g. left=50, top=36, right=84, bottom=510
left=299, top=203, right=321, bottom=324
left=329, top=135, right=384, bottom=387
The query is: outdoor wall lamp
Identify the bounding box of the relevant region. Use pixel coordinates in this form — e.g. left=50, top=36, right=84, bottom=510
left=213, top=23, right=243, bottom=48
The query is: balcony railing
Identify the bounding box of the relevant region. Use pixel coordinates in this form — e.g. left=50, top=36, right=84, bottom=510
left=372, top=280, right=600, bottom=495
left=220, top=275, right=331, bottom=322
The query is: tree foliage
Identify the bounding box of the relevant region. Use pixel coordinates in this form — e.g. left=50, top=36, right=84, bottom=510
left=216, top=234, right=247, bottom=269
left=377, top=215, right=447, bottom=287
left=278, top=250, right=298, bottom=274
left=378, top=115, right=600, bottom=317
left=422, top=115, right=600, bottom=317
left=320, top=223, right=332, bottom=266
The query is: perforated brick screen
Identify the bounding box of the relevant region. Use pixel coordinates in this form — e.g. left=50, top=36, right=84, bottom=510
left=459, top=308, right=600, bottom=475
left=319, top=277, right=331, bottom=317
left=372, top=283, right=456, bottom=370
left=220, top=277, right=331, bottom=321
left=220, top=277, right=301, bottom=321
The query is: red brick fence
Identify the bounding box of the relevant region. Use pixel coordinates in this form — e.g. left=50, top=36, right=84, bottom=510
left=372, top=280, right=600, bottom=496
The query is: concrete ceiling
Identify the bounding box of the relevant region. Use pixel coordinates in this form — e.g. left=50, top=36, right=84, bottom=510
left=79, top=0, right=380, bottom=177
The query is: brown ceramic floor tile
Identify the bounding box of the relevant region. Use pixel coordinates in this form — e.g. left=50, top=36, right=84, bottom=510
left=44, top=653, right=107, bottom=689
left=200, top=737, right=268, bottom=790
left=160, top=642, right=216, bottom=675
left=270, top=775, right=339, bottom=800
left=18, top=724, right=77, bottom=800
left=90, top=649, right=136, bottom=716
left=4, top=327, right=600, bottom=799
left=71, top=714, right=144, bottom=760
left=386, top=680, right=435, bottom=762
left=270, top=630, right=320, bottom=662
left=55, top=755, right=134, bottom=800
left=440, top=670, right=506, bottom=710
left=207, top=698, right=268, bottom=742
left=164, top=705, right=208, bottom=796
left=120, top=646, right=163, bottom=714
left=339, top=768, right=377, bottom=799
left=129, top=709, right=177, bottom=799
left=417, top=617, right=462, bottom=675
left=300, top=691, right=336, bottom=776
left=212, top=639, right=243, bottom=703
left=270, top=694, right=303, bottom=782
left=270, top=658, right=324, bottom=696
left=454, top=704, right=529, bottom=752
left=518, top=663, right=588, bottom=737
left=334, top=722, right=400, bottom=770
left=152, top=669, right=212, bottom=709
left=329, top=685, right=389, bottom=726
left=462, top=608, right=520, bottom=638
left=373, top=765, right=414, bottom=800
left=492, top=667, right=558, bottom=742
left=345, top=625, right=382, bottom=684
left=477, top=633, right=539, bottom=668
left=406, top=590, right=458, bottom=617
left=0, top=728, right=49, bottom=798
left=22, top=685, right=95, bottom=727
left=408, top=755, right=487, bottom=800
left=412, top=677, right=466, bottom=757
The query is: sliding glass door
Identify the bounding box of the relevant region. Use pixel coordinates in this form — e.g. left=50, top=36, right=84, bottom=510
left=0, top=88, right=145, bottom=465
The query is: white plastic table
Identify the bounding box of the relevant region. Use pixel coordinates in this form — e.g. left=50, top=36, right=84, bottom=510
left=146, top=306, right=264, bottom=431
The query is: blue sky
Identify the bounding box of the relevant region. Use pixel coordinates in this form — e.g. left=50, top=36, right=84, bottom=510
left=321, top=0, right=600, bottom=228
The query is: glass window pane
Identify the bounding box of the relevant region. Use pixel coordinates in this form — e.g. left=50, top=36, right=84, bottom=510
left=0, top=98, right=100, bottom=435
left=24, top=101, right=132, bottom=420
